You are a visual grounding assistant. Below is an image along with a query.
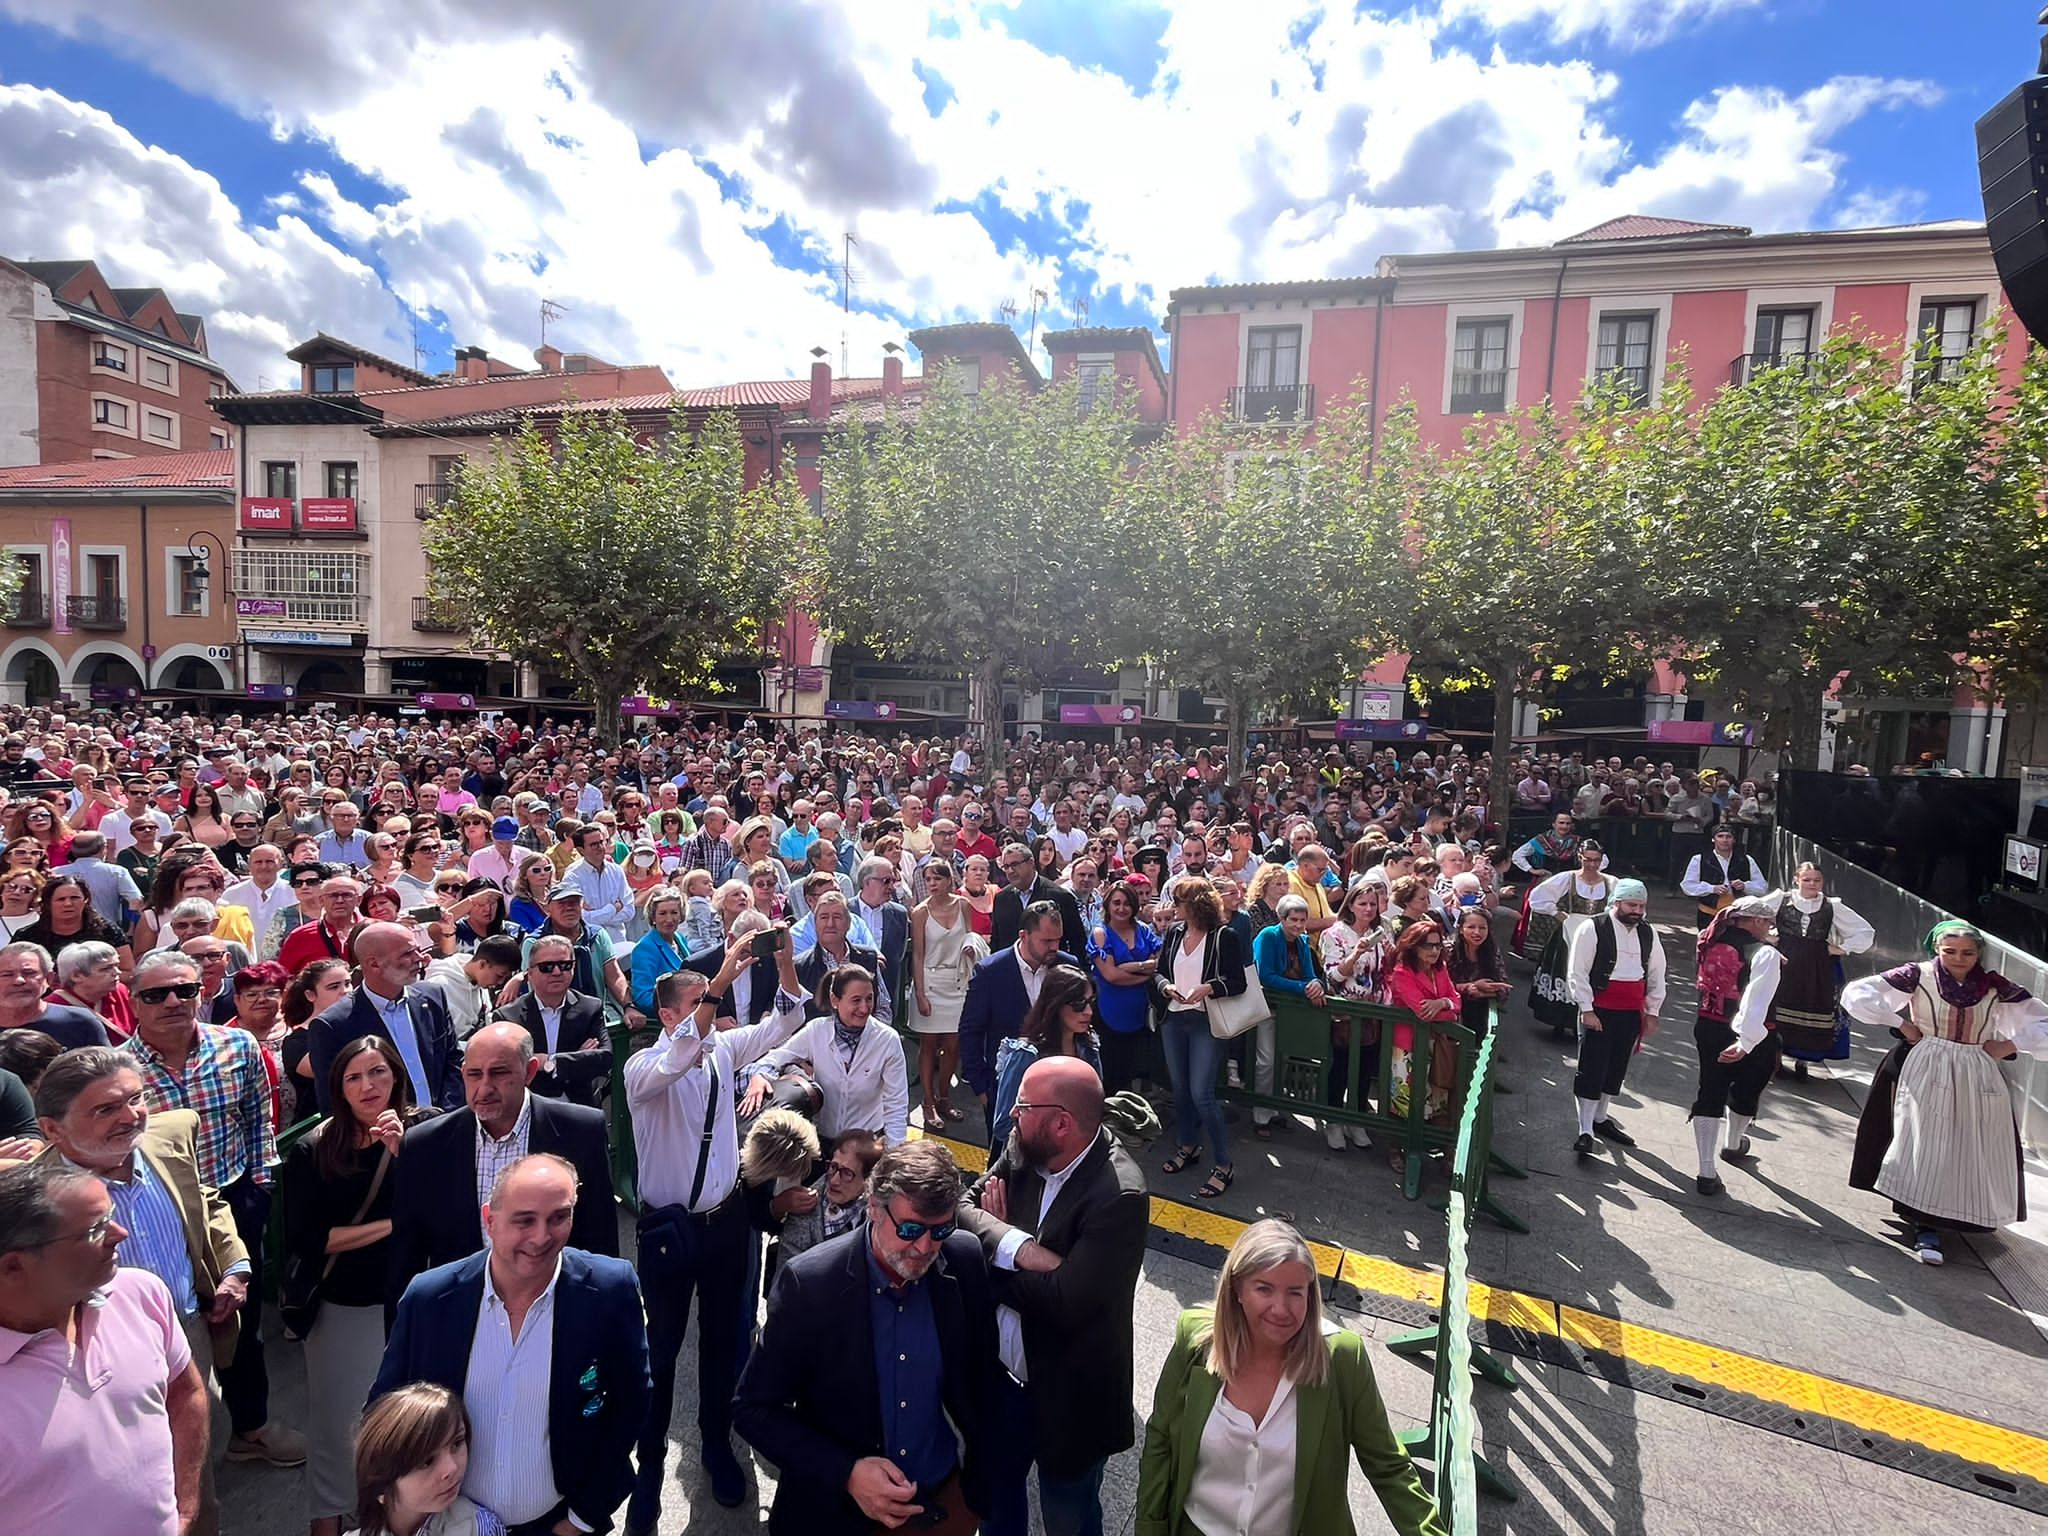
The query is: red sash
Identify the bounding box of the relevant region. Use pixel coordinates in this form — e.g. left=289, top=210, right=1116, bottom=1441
left=1591, top=977, right=1646, bottom=1011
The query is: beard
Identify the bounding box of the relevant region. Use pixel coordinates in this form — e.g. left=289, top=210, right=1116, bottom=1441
left=1615, top=910, right=1642, bottom=926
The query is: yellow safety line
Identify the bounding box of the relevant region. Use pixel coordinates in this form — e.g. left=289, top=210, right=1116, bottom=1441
left=914, top=1128, right=2048, bottom=1482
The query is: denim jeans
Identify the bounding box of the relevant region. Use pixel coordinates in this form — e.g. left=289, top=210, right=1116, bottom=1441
left=1160, top=1008, right=1228, bottom=1164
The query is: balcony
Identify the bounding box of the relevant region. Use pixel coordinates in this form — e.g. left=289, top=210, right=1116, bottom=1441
left=231, top=549, right=370, bottom=631
left=414, top=482, right=457, bottom=519
left=3, top=592, right=50, bottom=628
left=1228, top=383, right=1313, bottom=424
left=1730, top=351, right=1812, bottom=386
left=1449, top=371, right=1507, bottom=415
left=65, top=595, right=127, bottom=630
left=412, top=596, right=468, bottom=633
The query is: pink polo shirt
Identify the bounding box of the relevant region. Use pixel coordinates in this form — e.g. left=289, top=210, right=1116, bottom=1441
left=0, top=1267, right=190, bottom=1536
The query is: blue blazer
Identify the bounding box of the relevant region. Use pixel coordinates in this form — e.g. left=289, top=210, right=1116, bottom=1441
left=958, top=945, right=1081, bottom=1101
left=308, top=984, right=464, bottom=1112
left=371, top=1248, right=652, bottom=1533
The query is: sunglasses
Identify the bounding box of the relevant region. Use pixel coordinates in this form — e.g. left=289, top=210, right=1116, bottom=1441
left=887, top=1215, right=957, bottom=1245
left=292, top=877, right=323, bottom=888
left=533, top=960, right=575, bottom=974
left=136, top=981, right=203, bottom=1004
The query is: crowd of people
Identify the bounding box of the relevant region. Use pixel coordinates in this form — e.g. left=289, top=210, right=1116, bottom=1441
left=0, top=698, right=2040, bottom=1535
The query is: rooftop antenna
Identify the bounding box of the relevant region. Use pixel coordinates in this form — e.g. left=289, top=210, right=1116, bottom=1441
left=839, top=233, right=859, bottom=377
left=998, top=298, right=1018, bottom=326
left=1028, top=287, right=1049, bottom=356
left=410, top=296, right=425, bottom=371
left=1073, top=293, right=1090, bottom=328
left=540, top=297, right=567, bottom=349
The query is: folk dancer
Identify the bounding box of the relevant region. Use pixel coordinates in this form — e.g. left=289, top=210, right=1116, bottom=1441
left=1523, top=842, right=1615, bottom=1038
left=1566, top=878, right=1665, bottom=1158
left=1510, top=814, right=1604, bottom=878
left=1842, top=920, right=2048, bottom=1266
left=1762, top=863, right=1874, bottom=1079
left=1679, top=826, right=1766, bottom=930
left=1689, top=896, right=1783, bottom=1196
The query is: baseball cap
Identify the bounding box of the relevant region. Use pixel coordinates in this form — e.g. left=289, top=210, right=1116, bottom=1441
left=545, top=880, right=585, bottom=902
left=491, top=816, right=519, bottom=840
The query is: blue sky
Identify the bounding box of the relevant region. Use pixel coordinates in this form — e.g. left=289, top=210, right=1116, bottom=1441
left=0, top=1, right=2028, bottom=390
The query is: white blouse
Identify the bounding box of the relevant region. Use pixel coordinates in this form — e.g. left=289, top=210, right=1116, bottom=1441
left=752, top=1014, right=910, bottom=1143
left=1185, top=1373, right=1298, bottom=1536
left=1170, top=933, right=1207, bottom=1010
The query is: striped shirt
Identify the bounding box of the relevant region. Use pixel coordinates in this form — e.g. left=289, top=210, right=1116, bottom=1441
left=464, top=1252, right=565, bottom=1525
left=85, top=1154, right=198, bottom=1316
left=474, top=1094, right=533, bottom=1244
left=124, top=1026, right=277, bottom=1190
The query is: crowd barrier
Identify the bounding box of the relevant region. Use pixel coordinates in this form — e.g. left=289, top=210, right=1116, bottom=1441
left=1385, top=1019, right=1518, bottom=1520
left=1220, top=995, right=1528, bottom=1228
left=1502, top=813, right=1771, bottom=887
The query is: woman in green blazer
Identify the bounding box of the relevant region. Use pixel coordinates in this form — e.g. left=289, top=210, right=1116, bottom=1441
left=1137, top=1219, right=1447, bottom=1536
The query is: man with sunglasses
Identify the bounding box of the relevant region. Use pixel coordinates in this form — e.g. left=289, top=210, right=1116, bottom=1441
left=0, top=1162, right=213, bottom=1536
left=737, top=1138, right=999, bottom=1536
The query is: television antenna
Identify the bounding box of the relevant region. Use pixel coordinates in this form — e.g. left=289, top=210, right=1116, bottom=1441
left=839, top=234, right=859, bottom=376
left=1028, top=287, right=1049, bottom=355
left=1072, top=293, right=1090, bottom=328
left=540, top=297, right=567, bottom=348
left=998, top=298, right=1018, bottom=324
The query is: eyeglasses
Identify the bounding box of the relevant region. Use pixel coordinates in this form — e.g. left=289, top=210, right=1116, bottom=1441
left=1010, top=1100, right=1070, bottom=1120
left=888, top=1215, right=957, bottom=1245
left=826, top=1161, right=864, bottom=1181
left=136, top=981, right=203, bottom=1004
left=16, top=1213, right=118, bottom=1251
left=533, top=960, right=575, bottom=974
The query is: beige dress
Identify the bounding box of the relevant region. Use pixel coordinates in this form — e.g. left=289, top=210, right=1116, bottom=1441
left=914, top=904, right=975, bottom=1036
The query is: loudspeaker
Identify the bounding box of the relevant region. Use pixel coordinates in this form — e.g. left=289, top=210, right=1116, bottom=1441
left=1978, top=78, right=2048, bottom=343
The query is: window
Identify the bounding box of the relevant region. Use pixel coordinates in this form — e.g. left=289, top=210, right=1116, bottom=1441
left=144, top=411, right=174, bottom=443
left=1245, top=327, right=1302, bottom=390
left=952, top=358, right=981, bottom=396
left=208, top=381, right=226, bottom=399
left=1917, top=300, right=1979, bottom=384
left=1753, top=307, right=1815, bottom=363
left=263, top=461, right=298, bottom=499
left=1594, top=312, right=1656, bottom=405
left=92, top=340, right=128, bottom=372
left=14, top=551, right=43, bottom=599
left=310, top=364, right=356, bottom=393
left=143, top=355, right=174, bottom=388
left=171, top=554, right=208, bottom=617
left=1075, top=354, right=1115, bottom=413
left=209, top=429, right=229, bottom=450
left=1450, top=318, right=1510, bottom=413
left=323, top=461, right=359, bottom=499
left=93, top=398, right=129, bottom=429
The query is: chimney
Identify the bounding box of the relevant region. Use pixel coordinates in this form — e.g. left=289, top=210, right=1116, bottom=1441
left=882, top=341, right=903, bottom=402
left=808, top=346, right=832, bottom=421
left=534, top=343, right=563, bottom=373
left=452, top=346, right=490, bottom=381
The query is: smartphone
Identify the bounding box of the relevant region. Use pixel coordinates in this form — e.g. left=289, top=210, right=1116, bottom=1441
left=406, top=903, right=442, bottom=924
left=751, top=930, right=779, bottom=960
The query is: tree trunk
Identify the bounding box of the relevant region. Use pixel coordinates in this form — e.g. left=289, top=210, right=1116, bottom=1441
left=975, top=659, right=1006, bottom=772
left=1489, top=661, right=1518, bottom=842
left=1226, top=686, right=1252, bottom=781
left=1775, top=679, right=1825, bottom=772
left=587, top=669, right=628, bottom=752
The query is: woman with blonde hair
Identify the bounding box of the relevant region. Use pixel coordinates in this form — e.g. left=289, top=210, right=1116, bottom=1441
left=1138, top=1218, right=1445, bottom=1536
left=352, top=1382, right=505, bottom=1536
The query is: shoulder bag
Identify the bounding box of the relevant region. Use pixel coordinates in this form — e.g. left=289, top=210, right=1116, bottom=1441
left=279, top=1143, right=393, bottom=1340
left=1204, top=927, right=1273, bottom=1041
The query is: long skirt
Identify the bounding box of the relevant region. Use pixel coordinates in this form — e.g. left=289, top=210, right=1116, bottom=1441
left=1852, top=1036, right=2025, bottom=1231
left=303, top=1300, right=387, bottom=1517
left=1527, top=927, right=1578, bottom=1032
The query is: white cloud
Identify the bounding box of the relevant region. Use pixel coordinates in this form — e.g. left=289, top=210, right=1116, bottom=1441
left=0, top=1, right=1948, bottom=390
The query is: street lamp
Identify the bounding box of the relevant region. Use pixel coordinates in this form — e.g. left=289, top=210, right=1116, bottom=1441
left=183, top=531, right=242, bottom=697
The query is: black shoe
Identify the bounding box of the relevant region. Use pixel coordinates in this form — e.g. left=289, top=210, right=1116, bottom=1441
left=1720, top=1137, right=1754, bottom=1164
left=1794, top=1060, right=1811, bottom=1080
left=1573, top=1132, right=1596, bottom=1158
left=1592, top=1118, right=1636, bottom=1148
left=702, top=1442, right=747, bottom=1509
left=1696, top=1175, right=1726, bottom=1196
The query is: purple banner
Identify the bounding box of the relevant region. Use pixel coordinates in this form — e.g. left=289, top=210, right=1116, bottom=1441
left=235, top=598, right=288, bottom=618
left=1334, top=719, right=1427, bottom=741
left=245, top=683, right=296, bottom=701
left=416, top=691, right=476, bottom=710
left=1059, top=703, right=1141, bottom=726
left=825, top=699, right=898, bottom=721
left=1646, top=719, right=1753, bottom=746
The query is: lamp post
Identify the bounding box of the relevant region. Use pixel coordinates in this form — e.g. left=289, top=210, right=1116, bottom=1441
left=184, top=532, right=242, bottom=696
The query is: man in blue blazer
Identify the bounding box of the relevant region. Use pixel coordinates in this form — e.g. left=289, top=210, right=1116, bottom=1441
left=372, top=1153, right=651, bottom=1536
left=959, top=905, right=1078, bottom=1135
left=851, top=858, right=912, bottom=1000
left=308, top=922, right=464, bottom=1111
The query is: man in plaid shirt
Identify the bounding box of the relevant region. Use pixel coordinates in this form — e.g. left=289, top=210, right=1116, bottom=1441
left=124, top=949, right=304, bottom=1470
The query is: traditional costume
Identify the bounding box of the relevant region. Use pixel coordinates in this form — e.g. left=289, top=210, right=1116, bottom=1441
left=1525, top=863, right=1616, bottom=1035
left=1843, top=920, right=2048, bottom=1264
left=1679, top=843, right=1767, bottom=928
left=1761, top=886, right=1874, bottom=1067
left=1566, top=879, right=1667, bottom=1154
left=1689, top=897, right=1783, bottom=1195
left=1511, top=826, right=1606, bottom=876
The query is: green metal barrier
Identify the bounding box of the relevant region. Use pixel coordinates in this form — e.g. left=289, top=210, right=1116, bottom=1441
left=1385, top=1020, right=1518, bottom=1523
left=261, top=1112, right=323, bottom=1303
left=605, top=1021, right=661, bottom=1214
left=1219, top=994, right=1528, bottom=1230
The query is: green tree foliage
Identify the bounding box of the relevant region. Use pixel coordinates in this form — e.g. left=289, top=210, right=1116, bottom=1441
left=422, top=409, right=813, bottom=747
left=1108, top=391, right=1406, bottom=772
left=814, top=369, right=1133, bottom=763
left=1663, top=331, right=2016, bottom=768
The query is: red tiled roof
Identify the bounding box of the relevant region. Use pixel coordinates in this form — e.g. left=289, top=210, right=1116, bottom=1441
left=0, top=450, right=234, bottom=491
left=391, top=378, right=926, bottom=436
left=1557, top=215, right=1752, bottom=245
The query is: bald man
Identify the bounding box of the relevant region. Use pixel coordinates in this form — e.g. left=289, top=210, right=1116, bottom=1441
left=957, top=1056, right=1148, bottom=1536
left=307, top=921, right=464, bottom=1112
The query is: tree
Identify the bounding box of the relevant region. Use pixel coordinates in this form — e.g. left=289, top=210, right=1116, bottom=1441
left=422, top=409, right=814, bottom=748
left=813, top=369, right=1134, bottom=765
left=1107, top=391, right=1407, bottom=773
left=1661, top=330, right=2019, bottom=768
left=1397, top=386, right=1676, bottom=837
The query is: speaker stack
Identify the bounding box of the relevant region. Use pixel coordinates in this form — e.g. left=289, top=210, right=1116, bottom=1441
left=1979, top=77, right=2048, bottom=343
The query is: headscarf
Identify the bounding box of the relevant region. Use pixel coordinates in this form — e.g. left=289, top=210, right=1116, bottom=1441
left=1610, top=878, right=1649, bottom=904
left=1880, top=919, right=2032, bottom=1007
left=1921, top=919, right=1985, bottom=956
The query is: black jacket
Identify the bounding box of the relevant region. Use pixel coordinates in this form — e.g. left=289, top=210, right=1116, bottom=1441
left=734, top=1226, right=1000, bottom=1536
left=990, top=875, right=1087, bottom=960
left=308, top=985, right=464, bottom=1112
left=491, top=989, right=609, bottom=1105
left=384, top=1095, right=616, bottom=1315
left=957, top=1131, right=1149, bottom=1475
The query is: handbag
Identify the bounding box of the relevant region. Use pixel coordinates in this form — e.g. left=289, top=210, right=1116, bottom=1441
left=279, top=1143, right=392, bottom=1341
left=1202, top=927, right=1273, bottom=1040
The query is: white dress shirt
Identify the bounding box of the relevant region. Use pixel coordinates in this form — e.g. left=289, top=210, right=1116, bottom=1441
left=1185, top=1373, right=1299, bottom=1536
left=565, top=857, right=631, bottom=942
left=1680, top=852, right=1768, bottom=901
left=624, top=989, right=805, bottom=1213
left=1566, top=917, right=1668, bottom=1016
left=990, top=1141, right=1091, bottom=1381
left=423, top=955, right=491, bottom=1040
left=361, top=985, right=432, bottom=1106
left=1016, top=947, right=1052, bottom=1006
left=752, top=1014, right=911, bottom=1144
left=464, top=1253, right=579, bottom=1528
left=221, top=876, right=290, bottom=943
left=1725, top=945, right=1782, bottom=1055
